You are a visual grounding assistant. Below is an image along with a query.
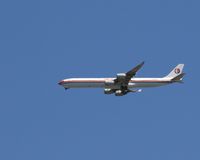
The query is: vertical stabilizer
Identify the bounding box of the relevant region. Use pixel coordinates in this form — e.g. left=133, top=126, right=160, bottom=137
left=165, top=64, right=185, bottom=79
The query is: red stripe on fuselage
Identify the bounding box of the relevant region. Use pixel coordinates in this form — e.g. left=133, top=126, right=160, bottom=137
left=62, top=79, right=170, bottom=83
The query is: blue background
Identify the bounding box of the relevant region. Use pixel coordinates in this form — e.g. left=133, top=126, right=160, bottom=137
left=0, top=0, right=199, bottom=159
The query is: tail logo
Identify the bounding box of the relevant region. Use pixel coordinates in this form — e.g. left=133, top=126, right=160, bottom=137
left=174, top=68, right=180, bottom=74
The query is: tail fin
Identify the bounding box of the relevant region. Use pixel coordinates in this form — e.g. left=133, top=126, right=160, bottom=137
left=165, top=64, right=185, bottom=79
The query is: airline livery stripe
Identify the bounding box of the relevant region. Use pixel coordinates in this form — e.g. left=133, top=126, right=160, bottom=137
left=63, top=80, right=170, bottom=83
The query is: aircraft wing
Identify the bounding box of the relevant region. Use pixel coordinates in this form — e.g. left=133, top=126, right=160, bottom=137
left=125, top=61, right=145, bottom=81
left=114, top=61, right=145, bottom=86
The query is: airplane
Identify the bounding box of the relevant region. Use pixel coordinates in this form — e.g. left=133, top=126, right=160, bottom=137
left=58, top=62, right=185, bottom=96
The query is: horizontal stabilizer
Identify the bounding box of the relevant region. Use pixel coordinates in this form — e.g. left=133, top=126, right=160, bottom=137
left=171, top=73, right=185, bottom=82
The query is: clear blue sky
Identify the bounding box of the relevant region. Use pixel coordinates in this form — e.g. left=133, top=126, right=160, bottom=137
left=0, top=0, right=199, bottom=159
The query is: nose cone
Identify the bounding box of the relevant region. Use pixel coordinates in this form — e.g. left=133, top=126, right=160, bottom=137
left=58, top=80, right=65, bottom=85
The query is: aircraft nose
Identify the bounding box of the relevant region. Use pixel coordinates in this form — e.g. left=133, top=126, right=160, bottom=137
left=58, top=80, right=65, bottom=85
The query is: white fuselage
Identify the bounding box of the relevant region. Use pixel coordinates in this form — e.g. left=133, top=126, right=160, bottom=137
left=59, top=77, right=171, bottom=89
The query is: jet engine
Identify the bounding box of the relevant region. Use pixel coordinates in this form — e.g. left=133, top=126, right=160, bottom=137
left=115, top=90, right=125, bottom=96
left=104, top=88, right=115, bottom=94
left=116, top=73, right=126, bottom=80
left=105, top=80, right=115, bottom=87
left=115, top=89, right=132, bottom=96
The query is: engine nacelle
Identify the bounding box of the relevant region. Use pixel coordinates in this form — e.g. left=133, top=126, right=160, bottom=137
left=115, top=89, right=129, bottom=96
left=117, top=73, right=126, bottom=80
left=115, top=90, right=124, bottom=96
left=104, top=88, right=115, bottom=94
left=105, top=80, right=114, bottom=87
